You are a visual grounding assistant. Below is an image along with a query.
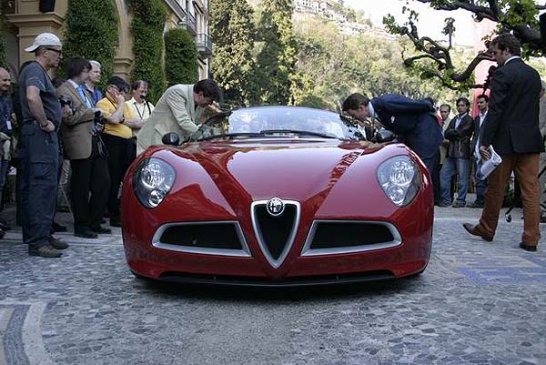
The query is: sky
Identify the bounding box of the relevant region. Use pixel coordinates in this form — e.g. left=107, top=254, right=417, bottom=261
left=343, top=0, right=476, bottom=46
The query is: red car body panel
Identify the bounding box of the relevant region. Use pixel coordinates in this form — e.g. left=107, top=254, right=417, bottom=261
left=122, top=137, right=433, bottom=285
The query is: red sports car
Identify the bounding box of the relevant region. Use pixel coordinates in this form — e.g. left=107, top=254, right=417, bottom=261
left=121, top=106, right=433, bottom=286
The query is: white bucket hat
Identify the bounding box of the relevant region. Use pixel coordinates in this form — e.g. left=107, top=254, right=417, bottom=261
left=25, top=32, right=62, bottom=52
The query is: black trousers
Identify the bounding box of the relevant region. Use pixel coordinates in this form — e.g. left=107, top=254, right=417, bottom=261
left=101, top=133, right=135, bottom=221
left=20, top=123, right=59, bottom=248
left=70, top=136, right=110, bottom=232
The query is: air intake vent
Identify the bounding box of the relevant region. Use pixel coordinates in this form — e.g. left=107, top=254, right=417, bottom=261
left=251, top=199, right=300, bottom=268
left=152, top=222, right=250, bottom=257
left=302, top=220, right=402, bottom=256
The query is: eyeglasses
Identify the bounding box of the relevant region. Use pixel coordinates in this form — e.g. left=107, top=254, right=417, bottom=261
left=45, top=47, right=62, bottom=55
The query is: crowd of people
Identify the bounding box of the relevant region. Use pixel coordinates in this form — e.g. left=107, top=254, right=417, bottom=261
left=0, top=32, right=543, bottom=257
left=343, top=33, right=545, bottom=252
left=0, top=33, right=222, bottom=257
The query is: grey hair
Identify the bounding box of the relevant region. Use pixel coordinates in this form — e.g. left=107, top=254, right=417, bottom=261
left=89, top=60, right=101, bottom=69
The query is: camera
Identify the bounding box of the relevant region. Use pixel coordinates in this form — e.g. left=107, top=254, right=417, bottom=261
left=91, top=110, right=105, bottom=135
left=59, top=95, right=72, bottom=108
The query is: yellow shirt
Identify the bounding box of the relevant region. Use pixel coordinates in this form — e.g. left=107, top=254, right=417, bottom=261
left=96, top=97, right=135, bottom=139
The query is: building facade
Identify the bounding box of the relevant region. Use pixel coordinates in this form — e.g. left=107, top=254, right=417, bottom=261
left=1, top=0, right=211, bottom=80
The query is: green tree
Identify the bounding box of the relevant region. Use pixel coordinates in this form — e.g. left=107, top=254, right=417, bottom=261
left=254, top=0, right=298, bottom=105
left=128, top=0, right=167, bottom=103
left=292, top=17, right=460, bottom=110
left=164, top=28, right=198, bottom=86
left=210, top=0, right=257, bottom=107
left=383, top=0, right=545, bottom=89
left=62, top=0, right=118, bottom=83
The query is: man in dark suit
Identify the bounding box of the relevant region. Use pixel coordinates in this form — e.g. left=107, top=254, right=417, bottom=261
left=463, top=33, right=544, bottom=252
left=468, top=94, right=489, bottom=208
left=342, top=93, right=443, bottom=173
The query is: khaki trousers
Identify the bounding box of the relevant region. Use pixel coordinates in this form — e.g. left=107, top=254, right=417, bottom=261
left=479, top=153, right=541, bottom=245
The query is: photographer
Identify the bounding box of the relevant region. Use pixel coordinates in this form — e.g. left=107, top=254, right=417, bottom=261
left=57, top=57, right=110, bottom=239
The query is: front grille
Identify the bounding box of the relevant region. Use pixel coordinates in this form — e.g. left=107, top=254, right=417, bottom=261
left=302, top=220, right=402, bottom=256
left=152, top=222, right=250, bottom=257
left=251, top=200, right=300, bottom=268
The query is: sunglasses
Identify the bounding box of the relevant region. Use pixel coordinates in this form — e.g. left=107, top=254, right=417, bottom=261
left=45, top=47, right=62, bottom=55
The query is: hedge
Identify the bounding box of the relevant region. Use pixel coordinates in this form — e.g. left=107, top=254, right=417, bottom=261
left=165, top=28, right=198, bottom=86
left=127, top=0, right=167, bottom=103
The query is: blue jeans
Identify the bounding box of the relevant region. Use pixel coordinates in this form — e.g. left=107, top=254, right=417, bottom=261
left=20, top=123, right=59, bottom=248
left=440, top=157, right=470, bottom=204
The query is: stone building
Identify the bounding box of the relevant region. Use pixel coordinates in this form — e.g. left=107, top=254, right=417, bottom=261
left=1, top=0, right=212, bottom=80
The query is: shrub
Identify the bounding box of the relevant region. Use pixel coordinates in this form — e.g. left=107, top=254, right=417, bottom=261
left=62, top=0, right=118, bottom=84
left=165, top=28, right=198, bottom=86
left=127, top=0, right=167, bottom=103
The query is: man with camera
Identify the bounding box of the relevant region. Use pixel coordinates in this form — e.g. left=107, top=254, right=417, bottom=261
left=57, top=57, right=110, bottom=239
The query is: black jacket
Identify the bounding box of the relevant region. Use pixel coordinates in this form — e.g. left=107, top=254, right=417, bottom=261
left=444, top=113, right=474, bottom=159
left=481, top=58, right=544, bottom=154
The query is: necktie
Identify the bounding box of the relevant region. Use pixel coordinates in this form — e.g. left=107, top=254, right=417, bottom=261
left=77, top=85, right=92, bottom=109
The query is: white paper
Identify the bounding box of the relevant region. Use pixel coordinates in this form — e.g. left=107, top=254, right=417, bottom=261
left=476, top=145, right=502, bottom=180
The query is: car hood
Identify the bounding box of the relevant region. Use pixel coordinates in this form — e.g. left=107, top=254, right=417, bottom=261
left=170, top=139, right=385, bottom=203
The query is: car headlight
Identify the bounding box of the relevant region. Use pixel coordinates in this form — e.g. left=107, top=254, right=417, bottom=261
left=377, top=155, right=421, bottom=207
left=133, top=158, right=176, bottom=208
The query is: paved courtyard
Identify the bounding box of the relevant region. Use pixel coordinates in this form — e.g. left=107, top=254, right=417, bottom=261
left=1, top=201, right=545, bottom=365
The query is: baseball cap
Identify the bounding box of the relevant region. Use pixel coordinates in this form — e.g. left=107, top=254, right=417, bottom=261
left=107, top=76, right=130, bottom=92
left=25, top=33, right=62, bottom=52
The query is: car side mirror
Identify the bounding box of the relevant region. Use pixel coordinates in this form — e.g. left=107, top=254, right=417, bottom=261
left=374, top=129, right=396, bottom=143
left=162, top=132, right=180, bottom=146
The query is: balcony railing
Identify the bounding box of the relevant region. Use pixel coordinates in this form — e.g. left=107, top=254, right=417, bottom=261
left=196, top=33, right=212, bottom=57
left=182, top=11, right=197, bottom=35
left=164, top=0, right=197, bottom=35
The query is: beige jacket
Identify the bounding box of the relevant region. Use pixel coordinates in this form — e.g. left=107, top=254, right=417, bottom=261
left=136, top=84, right=204, bottom=154
left=57, top=81, right=96, bottom=160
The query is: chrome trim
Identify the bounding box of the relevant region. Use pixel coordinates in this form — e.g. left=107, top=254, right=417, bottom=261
left=301, top=220, right=402, bottom=257
left=251, top=200, right=301, bottom=269
left=152, top=221, right=251, bottom=257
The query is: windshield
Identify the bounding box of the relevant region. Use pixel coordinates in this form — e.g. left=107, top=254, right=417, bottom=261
left=191, top=106, right=363, bottom=141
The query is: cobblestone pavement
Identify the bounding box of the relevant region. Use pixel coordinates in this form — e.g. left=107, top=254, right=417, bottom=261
left=1, top=200, right=545, bottom=365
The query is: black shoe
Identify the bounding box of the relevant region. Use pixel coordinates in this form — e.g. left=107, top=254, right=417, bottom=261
left=0, top=220, right=11, bottom=231
left=29, top=244, right=62, bottom=258
left=90, top=226, right=112, bottom=234
left=48, top=236, right=69, bottom=250
left=468, top=201, right=484, bottom=208
left=519, top=242, right=537, bottom=252
left=110, top=218, right=122, bottom=227
left=52, top=222, right=67, bottom=233
left=74, top=230, right=98, bottom=239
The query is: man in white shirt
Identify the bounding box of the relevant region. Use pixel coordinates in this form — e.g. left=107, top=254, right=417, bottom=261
left=469, top=94, right=489, bottom=208
left=127, top=80, right=154, bottom=133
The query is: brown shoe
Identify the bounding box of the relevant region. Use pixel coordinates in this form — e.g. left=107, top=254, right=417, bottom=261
left=462, top=223, right=493, bottom=242
left=519, top=242, right=537, bottom=252
left=29, top=244, right=62, bottom=258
